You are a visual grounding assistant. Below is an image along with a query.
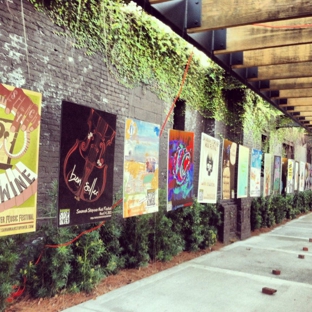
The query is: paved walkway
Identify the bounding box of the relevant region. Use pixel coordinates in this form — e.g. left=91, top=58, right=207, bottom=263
left=64, top=213, right=312, bottom=312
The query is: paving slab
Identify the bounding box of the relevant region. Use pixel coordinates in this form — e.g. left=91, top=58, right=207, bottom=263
left=63, top=213, right=312, bottom=312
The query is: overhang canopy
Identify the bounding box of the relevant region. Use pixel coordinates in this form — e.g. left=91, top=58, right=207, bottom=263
left=135, top=0, right=312, bottom=131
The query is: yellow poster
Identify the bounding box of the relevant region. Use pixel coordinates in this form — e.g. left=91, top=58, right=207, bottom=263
left=0, top=84, right=41, bottom=236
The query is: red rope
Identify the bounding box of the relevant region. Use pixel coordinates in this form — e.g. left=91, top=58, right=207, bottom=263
left=159, top=51, right=194, bottom=138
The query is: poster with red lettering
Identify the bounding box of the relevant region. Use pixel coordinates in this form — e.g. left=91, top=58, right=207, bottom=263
left=0, top=84, right=41, bottom=236
left=58, top=101, right=116, bottom=227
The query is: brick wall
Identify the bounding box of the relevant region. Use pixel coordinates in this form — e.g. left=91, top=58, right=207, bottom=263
left=0, top=0, right=172, bottom=214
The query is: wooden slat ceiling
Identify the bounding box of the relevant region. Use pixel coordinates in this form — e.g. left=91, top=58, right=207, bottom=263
left=135, top=0, right=312, bottom=131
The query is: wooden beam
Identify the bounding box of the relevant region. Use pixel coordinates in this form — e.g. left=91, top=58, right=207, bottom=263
left=272, top=89, right=312, bottom=99
left=189, top=0, right=312, bottom=31
left=286, top=106, right=312, bottom=112
left=233, top=44, right=312, bottom=68
left=261, top=78, right=312, bottom=91
left=249, top=62, right=312, bottom=81
left=279, top=98, right=312, bottom=107
left=295, top=111, right=312, bottom=117
left=207, top=18, right=312, bottom=54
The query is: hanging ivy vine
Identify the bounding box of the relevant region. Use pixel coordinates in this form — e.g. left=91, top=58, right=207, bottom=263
left=28, top=0, right=306, bottom=146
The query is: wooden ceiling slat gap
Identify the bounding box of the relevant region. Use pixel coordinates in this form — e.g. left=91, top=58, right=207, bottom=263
left=232, top=44, right=312, bottom=69
left=260, top=78, right=312, bottom=91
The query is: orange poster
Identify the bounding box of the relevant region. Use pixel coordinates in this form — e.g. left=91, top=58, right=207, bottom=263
left=0, top=84, right=41, bottom=236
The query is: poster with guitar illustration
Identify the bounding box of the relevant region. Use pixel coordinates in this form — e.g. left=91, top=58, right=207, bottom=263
left=58, top=101, right=116, bottom=227
left=0, top=84, right=41, bottom=236
left=167, top=129, right=194, bottom=211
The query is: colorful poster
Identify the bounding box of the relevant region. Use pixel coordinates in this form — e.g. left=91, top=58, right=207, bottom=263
left=222, top=139, right=237, bottom=199
left=273, top=156, right=281, bottom=195
left=0, top=84, right=41, bottom=236
left=294, top=161, right=299, bottom=191
left=167, top=129, right=194, bottom=211
left=263, top=153, right=272, bottom=197
left=299, top=161, right=305, bottom=192
left=123, top=118, right=159, bottom=218
left=250, top=148, right=263, bottom=197
left=58, top=101, right=116, bottom=227
left=281, top=158, right=288, bottom=195
left=237, top=145, right=249, bottom=198
left=197, top=133, right=220, bottom=203
left=287, top=159, right=295, bottom=193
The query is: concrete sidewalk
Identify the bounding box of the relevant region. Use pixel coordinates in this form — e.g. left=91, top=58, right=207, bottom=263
left=64, top=213, right=312, bottom=312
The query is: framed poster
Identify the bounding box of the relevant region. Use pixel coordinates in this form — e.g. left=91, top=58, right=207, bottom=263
left=167, top=129, right=194, bottom=211
left=237, top=145, right=249, bottom=198
left=263, top=153, right=272, bottom=197
left=250, top=148, right=262, bottom=197
left=294, top=161, right=299, bottom=192
left=0, top=84, right=41, bottom=236
left=123, top=118, right=160, bottom=218
left=58, top=101, right=116, bottom=227
left=299, top=161, right=305, bottom=192
left=273, top=156, right=281, bottom=195
left=197, top=133, right=220, bottom=203
left=222, top=139, right=237, bottom=199
left=287, top=159, right=295, bottom=194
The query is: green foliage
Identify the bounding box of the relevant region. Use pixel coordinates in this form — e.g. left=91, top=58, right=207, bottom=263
left=0, top=237, right=20, bottom=311
left=99, top=205, right=125, bottom=275
left=250, top=191, right=312, bottom=231
left=168, top=199, right=220, bottom=252
left=120, top=214, right=151, bottom=268
left=70, top=229, right=105, bottom=293
left=28, top=0, right=224, bottom=115
left=250, top=198, right=262, bottom=231
left=148, top=189, right=184, bottom=262
left=26, top=226, right=74, bottom=298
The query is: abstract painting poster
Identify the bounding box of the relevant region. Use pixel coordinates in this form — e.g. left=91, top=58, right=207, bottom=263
left=286, top=159, right=295, bottom=194
left=237, top=145, right=249, bottom=198
left=197, top=133, right=220, bottom=203
left=281, top=158, right=288, bottom=195
left=58, top=101, right=116, bottom=227
left=263, top=153, right=272, bottom=197
left=167, top=129, right=194, bottom=211
left=299, top=161, right=305, bottom=192
left=222, top=139, right=237, bottom=199
left=250, top=148, right=262, bottom=197
left=273, top=156, right=281, bottom=195
left=0, top=84, right=41, bottom=236
left=123, top=118, right=160, bottom=218
left=294, top=161, right=299, bottom=191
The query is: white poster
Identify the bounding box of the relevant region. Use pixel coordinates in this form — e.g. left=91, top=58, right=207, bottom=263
left=198, top=133, right=220, bottom=203
left=263, top=153, right=272, bottom=197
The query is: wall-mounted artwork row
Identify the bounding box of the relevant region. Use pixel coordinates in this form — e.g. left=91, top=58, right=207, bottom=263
left=123, top=118, right=160, bottom=218
left=237, top=145, right=249, bottom=198
left=0, top=84, right=41, bottom=236
left=58, top=101, right=116, bottom=227
left=222, top=139, right=237, bottom=199
left=167, top=129, right=194, bottom=211
left=197, top=133, right=220, bottom=204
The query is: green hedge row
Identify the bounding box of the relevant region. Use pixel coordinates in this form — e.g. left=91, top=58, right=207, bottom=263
left=250, top=190, right=312, bottom=231
left=0, top=189, right=221, bottom=311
